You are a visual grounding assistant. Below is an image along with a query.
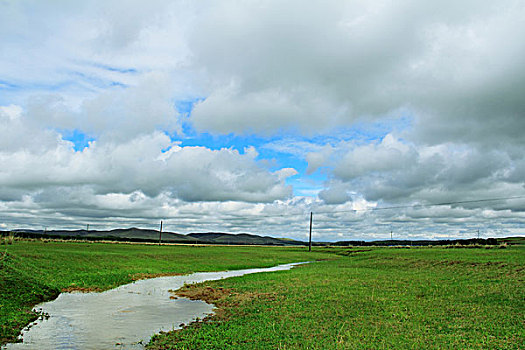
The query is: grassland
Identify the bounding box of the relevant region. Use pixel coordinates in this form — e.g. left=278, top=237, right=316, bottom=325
left=0, top=240, right=331, bottom=344
left=149, top=246, right=525, bottom=349
left=1, top=240, right=524, bottom=349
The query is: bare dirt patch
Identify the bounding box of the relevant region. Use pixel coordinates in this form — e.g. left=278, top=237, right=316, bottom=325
left=170, top=284, right=277, bottom=321
left=130, top=272, right=184, bottom=281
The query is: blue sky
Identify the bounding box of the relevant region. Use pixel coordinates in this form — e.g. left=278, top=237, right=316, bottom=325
left=61, top=96, right=413, bottom=198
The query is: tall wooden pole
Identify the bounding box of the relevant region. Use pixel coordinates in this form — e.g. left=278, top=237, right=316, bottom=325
left=159, top=220, right=163, bottom=245
left=309, top=212, right=313, bottom=252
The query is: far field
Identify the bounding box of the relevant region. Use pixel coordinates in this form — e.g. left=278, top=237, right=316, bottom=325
left=1, top=240, right=524, bottom=349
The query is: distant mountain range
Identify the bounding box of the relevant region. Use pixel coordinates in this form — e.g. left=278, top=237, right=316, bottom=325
left=2, top=228, right=523, bottom=246
left=6, top=228, right=306, bottom=246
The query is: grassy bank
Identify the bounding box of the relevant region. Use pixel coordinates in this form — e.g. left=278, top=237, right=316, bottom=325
left=149, top=246, right=525, bottom=349
left=0, top=240, right=331, bottom=344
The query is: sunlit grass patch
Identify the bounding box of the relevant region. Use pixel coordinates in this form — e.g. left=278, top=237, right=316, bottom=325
left=148, top=246, right=525, bottom=350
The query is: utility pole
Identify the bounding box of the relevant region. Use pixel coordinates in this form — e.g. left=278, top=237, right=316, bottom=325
left=477, top=229, right=480, bottom=239
left=308, top=212, right=313, bottom=252
left=159, top=220, right=163, bottom=246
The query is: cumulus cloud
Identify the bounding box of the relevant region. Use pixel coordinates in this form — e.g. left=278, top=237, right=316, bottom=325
left=318, top=134, right=524, bottom=206
left=3, top=0, right=525, bottom=141
left=0, top=124, right=293, bottom=204
left=0, top=104, right=296, bottom=221
left=185, top=0, right=525, bottom=140
left=3, top=1, right=525, bottom=139
left=305, top=145, right=334, bottom=175
left=191, top=85, right=349, bottom=135
left=333, top=134, right=417, bottom=180
left=318, top=181, right=352, bottom=205
left=22, top=72, right=181, bottom=140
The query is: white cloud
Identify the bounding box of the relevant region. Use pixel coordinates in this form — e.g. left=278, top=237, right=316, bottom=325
left=305, top=145, right=334, bottom=175
left=334, top=134, right=417, bottom=180
left=21, top=72, right=181, bottom=140
left=191, top=85, right=349, bottom=135
left=0, top=105, right=22, bottom=120
left=318, top=134, right=523, bottom=206
left=3, top=1, right=525, bottom=138
left=318, top=181, right=352, bottom=205
left=184, top=0, right=525, bottom=140
left=0, top=109, right=295, bottom=204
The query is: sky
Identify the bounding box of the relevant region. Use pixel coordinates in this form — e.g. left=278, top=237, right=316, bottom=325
left=1, top=0, right=525, bottom=241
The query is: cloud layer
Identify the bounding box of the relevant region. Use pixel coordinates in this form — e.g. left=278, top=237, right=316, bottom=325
left=1, top=0, right=524, bottom=240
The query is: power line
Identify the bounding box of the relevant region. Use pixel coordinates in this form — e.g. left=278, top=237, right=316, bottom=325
left=214, top=195, right=525, bottom=218
left=2, top=195, right=524, bottom=224
left=322, top=195, right=525, bottom=215
left=158, top=195, right=525, bottom=221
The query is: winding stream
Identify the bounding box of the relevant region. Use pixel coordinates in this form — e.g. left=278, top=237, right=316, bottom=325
left=4, top=262, right=306, bottom=350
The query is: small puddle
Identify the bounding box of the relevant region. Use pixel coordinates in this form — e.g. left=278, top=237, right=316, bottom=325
left=4, top=262, right=306, bottom=350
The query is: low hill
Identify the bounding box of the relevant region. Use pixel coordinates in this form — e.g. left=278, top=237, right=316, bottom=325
left=5, top=228, right=304, bottom=245
left=187, top=232, right=305, bottom=246
left=4, top=229, right=522, bottom=246
left=331, top=238, right=504, bottom=246
left=9, top=228, right=195, bottom=243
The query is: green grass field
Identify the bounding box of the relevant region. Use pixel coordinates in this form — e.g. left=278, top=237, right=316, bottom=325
left=1, top=240, right=524, bottom=349
left=150, top=246, right=525, bottom=349
left=0, top=240, right=331, bottom=344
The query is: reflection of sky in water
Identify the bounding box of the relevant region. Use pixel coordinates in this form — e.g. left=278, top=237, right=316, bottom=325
left=4, top=263, right=305, bottom=350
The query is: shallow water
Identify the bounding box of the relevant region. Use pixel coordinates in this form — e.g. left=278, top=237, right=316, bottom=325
left=4, top=262, right=305, bottom=350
